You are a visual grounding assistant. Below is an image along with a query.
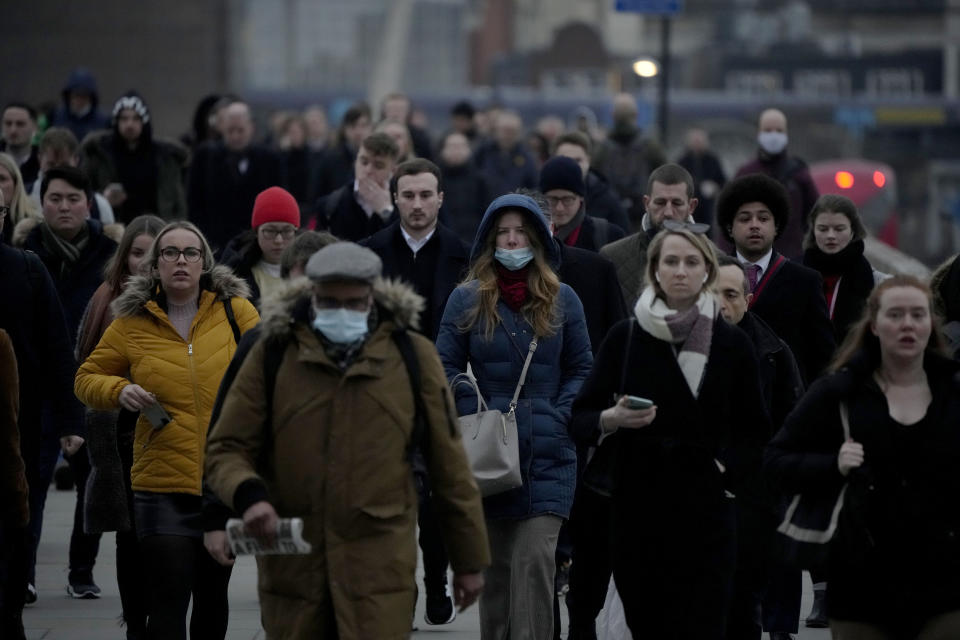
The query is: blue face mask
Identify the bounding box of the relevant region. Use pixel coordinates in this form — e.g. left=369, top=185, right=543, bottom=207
left=494, top=247, right=534, bottom=271
left=311, top=308, right=370, bottom=344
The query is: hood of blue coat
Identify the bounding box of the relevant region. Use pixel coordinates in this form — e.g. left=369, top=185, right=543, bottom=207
left=469, top=193, right=560, bottom=269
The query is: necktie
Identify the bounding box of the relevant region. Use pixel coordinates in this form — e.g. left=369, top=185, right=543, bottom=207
left=746, top=263, right=762, bottom=292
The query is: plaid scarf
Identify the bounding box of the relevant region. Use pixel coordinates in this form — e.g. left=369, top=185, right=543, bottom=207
left=634, top=286, right=716, bottom=397
left=40, top=221, right=90, bottom=279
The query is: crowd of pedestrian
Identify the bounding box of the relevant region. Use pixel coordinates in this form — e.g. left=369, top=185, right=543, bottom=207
left=1, top=66, right=960, bottom=640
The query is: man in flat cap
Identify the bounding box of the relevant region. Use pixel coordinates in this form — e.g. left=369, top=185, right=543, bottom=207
left=205, top=242, right=490, bottom=638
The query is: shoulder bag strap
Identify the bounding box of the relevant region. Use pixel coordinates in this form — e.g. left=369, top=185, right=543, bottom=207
left=391, top=329, right=430, bottom=461
left=508, top=337, right=539, bottom=412
left=222, top=299, right=241, bottom=344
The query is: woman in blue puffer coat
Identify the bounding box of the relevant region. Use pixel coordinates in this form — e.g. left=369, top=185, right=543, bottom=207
left=436, top=193, right=593, bottom=640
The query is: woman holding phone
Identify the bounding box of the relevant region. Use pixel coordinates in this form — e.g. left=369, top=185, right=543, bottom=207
left=569, top=222, right=769, bottom=638
left=75, top=221, right=259, bottom=640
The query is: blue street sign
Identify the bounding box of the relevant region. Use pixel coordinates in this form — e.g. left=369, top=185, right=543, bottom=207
left=614, top=0, right=683, bottom=14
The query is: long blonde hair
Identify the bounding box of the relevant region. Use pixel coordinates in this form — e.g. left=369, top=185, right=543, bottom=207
left=459, top=210, right=561, bottom=341
left=0, top=153, right=40, bottom=228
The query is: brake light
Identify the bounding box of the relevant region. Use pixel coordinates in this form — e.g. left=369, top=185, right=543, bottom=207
left=835, top=171, right=855, bottom=189
left=873, top=171, right=886, bottom=188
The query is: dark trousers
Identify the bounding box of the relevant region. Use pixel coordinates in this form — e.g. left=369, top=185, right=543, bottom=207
left=565, top=488, right=613, bottom=636
left=416, top=472, right=450, bottom=594
left=25, top=432, right=60, bottom=584
left=140, top=534, right=232, bottom=640
left=726, top=502, right=801, bottom=639
left=65, top=443, right=101, bottom=582
left=117, top=432, right=147, bottom=632
left=0, top=522, right=29, bottom=639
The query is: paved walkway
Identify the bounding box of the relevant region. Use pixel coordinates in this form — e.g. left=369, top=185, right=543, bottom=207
left=23, top=487, right=831, bottom=639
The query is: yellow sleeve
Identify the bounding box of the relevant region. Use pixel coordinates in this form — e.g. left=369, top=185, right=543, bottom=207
left=74, top=318, right=132, bottom=410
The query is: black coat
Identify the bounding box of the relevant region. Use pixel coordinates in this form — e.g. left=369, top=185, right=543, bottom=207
left=557, top=243, right=627, bottom=355
left=220, top=231, right=265, bottom=307
left=0, top=243, right=84, bottom=457
left=584, top=170, right=630, bottom=235
left=361, top=222, right=468, bottom=341
left=437, top=162, right=490, bottom=246
left=747, top=251, right=836, bottom=385
left=803, top=240, right=877, bottom=344
left=736, top=311, right=804, bottom=511
left=187, top=141, right=284, bottom=254
left=765, top=352, right=960, bottom=625
left=314, top=184, right=399, bottom=243
left=570, top=315, right=770, bottom=635
left=310, top=142, right=355, bottom=200
left=676, top=149, right=727, bottom=228
left=570, top=214, right=625, bottom=253
left=23, top=219, right=118, bottom=348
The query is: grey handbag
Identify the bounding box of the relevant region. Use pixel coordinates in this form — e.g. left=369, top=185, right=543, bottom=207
left=451, top=337, right=538, bottom=497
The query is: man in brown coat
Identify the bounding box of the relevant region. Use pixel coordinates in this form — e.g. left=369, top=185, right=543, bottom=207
left=205, top=242, right=489, bottom=639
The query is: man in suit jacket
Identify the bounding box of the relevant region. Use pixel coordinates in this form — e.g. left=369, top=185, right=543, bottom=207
left=716, top=173, right=835, bottom=385
left=312, top=132, right=400, bottom=243
left=539, top=156, right=624, bottom=254
left=188, top=101, right=284, bottom=254
left=360, top=158, right=469, bottom=626
left=600, top=163, right=699, bottom=310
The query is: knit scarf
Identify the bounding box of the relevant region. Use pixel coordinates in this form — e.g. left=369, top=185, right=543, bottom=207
left=39, top=221, right=90, bottom=278
left=495, top=263, right=530, bottom=312
left=634, top=285, right=716, bottom=397
left=554, top=207, right=586, bottom=244
left=802, top=238, right=867, bottom=277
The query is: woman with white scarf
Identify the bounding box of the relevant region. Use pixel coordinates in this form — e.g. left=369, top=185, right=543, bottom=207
left=570, top=222, right=770, bottom=639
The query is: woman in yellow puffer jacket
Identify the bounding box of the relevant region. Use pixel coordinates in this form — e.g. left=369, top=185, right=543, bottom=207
left=75, top=221, right=259, bottom=640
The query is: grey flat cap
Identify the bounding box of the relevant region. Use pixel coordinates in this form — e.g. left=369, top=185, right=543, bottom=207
left=305, top=242, right=382, bottom=284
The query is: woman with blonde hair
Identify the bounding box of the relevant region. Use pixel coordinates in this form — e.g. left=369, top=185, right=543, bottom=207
left=436, top=193, right=593, bottom=639
left=75, top=220, right=259, bottom=640
left=0, top=153, right=40, bottom=245
left=766, top=275, right=960, bottom=638
left=570, top=222, right=770, bottom=638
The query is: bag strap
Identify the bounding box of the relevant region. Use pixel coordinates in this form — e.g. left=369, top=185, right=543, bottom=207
left=451, top=373, right=488, bottom=414
left=222, top=299, right=241, bottom=344
left=509, top=337, right=539, bottom=411
left=391, top=329, right=430, bottom=463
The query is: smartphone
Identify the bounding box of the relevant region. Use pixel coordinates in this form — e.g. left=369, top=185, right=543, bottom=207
left=142, top=402, right=172, bottom=430
left=623, top=395, right=654, bottom=410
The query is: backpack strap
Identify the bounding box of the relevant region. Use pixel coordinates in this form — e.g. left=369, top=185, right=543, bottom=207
left=222, top=299, right=241, bottom=344
left=391, top=329, right=429, bottom=464
left=257, top=332, right=292, bottom=471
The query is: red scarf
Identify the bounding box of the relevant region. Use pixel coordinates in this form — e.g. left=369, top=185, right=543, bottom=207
left=496, top=263, right=530, bottom=311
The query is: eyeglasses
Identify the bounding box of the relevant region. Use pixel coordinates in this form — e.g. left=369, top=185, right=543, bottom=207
left=260, top=226, right=297, bottom=240
left=313, top=295, right=371, bottom=312
left=662, top=219, right=710, bottom=235
left=159, top=247, right=203, bottom=263
left=0, top=206, right=9, bottom=218
left=545, top=195, right=580, bottom=208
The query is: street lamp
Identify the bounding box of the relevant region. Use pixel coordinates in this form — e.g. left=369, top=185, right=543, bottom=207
left=632, top=58, right=659, bottom=78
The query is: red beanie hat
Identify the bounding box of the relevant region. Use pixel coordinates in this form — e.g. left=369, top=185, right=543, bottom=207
left=251, top=187, right=300, bottom=228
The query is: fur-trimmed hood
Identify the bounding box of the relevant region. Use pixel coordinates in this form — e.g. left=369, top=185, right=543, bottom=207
left=111, top=265, right=252, bottom=318
left=258, top=276, right=424, bottom=341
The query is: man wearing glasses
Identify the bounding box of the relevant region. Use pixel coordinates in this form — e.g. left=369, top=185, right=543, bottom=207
left=221, top=186, right=300, bottom=308
left=21, top=165, right=116, bottom=601
left=538, top=156, right=624, bottom=254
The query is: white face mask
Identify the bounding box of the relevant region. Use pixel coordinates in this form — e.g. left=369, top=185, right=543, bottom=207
left=757, top=131, right=788, bottom=155
left=494, top=247, right=534, bottom=271
left=311, top=307, right=369, bottom=344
